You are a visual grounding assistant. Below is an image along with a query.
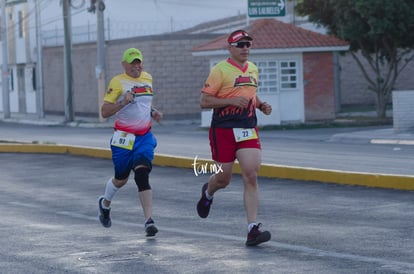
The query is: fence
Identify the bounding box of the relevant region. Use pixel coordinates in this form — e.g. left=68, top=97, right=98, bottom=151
left=41, top=18, right=200, bottom=46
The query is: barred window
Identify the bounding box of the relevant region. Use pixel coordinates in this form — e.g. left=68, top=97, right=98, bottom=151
left=253, top=59, right=298, bottom=93
left=280, top=61, right=297, bottom=89
left=256, top=61, right=278, bottom=93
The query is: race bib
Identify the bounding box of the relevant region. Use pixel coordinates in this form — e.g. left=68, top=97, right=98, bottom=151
left=233, top=128, right=258, bottom=142
left=111, top=130, right=135, bottom=150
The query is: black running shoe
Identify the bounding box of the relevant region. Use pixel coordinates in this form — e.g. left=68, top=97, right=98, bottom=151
left=145, top=218, right=158, bottom=238
left=98, top=196, right=111, bottom=228
left=245, top=223, right=271, bottom=246
left=196, top=183, right=213, bottom=218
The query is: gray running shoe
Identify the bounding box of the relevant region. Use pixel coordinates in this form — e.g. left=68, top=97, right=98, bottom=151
left=98, top=196, right=111, bottom=228
left=196, top=183, right=213, bottom=218
left=246, top=223, right=271, bottom=246
left=145, top=218, right=158, bottom=238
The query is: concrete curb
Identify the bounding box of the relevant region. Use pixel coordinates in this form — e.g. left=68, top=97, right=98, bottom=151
left=1, top=143, right=413, bottom=191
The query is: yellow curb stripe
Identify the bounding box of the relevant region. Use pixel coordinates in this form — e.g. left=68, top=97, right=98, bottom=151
left=0, top=143, right=68, bottom=154
left=258, top=164, right=414, bottom=191
left=153, top=153, right=196, bottom=169
left=66, top=146, right=112, bottom=159
left=1, top=143, right=413, bottom=191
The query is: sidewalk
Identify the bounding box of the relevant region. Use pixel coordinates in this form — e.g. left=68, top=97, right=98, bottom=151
left=0, top=112, right=114, bottom=128
left=1, top=112, right=414, bottom=191
left=1, top=112, right=413, bottom=145
left=328, top=127, right=414, bottom=145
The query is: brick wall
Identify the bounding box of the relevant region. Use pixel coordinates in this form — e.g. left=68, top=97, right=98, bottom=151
left=43, top=34, right=217, bottom=119
left=42, top=43, right=100, bottom=114
left=339, top=52, right=414, bottom=107
left=392, top=90, right=414, bottom=132
left=303, top=52, right=335, bottom=121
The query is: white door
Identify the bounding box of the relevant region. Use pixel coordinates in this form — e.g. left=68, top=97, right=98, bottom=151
left=254, top=55, right=304, bottom=125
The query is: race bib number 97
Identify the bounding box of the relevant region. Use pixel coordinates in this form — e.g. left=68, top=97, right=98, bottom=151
left=233, top=128, right=258, bottom=142
left=111, top=130, right=135, bottom=150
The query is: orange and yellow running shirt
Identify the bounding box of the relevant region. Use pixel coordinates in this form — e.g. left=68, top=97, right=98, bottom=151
left=104, top=72, right=153, bottom=135
left=201, top=58, right=259, bottom=128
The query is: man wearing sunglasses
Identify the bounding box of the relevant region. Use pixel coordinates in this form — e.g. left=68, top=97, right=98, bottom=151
left=197, top=30, right=273, bottom=246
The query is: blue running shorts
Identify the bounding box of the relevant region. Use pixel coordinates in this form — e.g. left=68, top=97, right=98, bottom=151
left=110, top=131, right=157, bottom=180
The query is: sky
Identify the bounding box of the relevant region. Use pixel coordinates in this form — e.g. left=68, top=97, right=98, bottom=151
left=38, top=0, right=248, bottom=39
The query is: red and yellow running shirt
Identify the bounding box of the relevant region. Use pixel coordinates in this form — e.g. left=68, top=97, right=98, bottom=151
left=201, top=58, right=259, bottom=128
left=104, top=72, right=153, bottom=135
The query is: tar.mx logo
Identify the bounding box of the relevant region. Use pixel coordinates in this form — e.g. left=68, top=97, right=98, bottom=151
left=192, top=155, right=223, bottom=176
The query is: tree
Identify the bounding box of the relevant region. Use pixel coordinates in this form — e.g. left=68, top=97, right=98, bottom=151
left=295, top=0, right=414, bottom=118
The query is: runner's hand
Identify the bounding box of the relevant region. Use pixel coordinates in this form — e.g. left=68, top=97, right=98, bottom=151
left=260, top=102, right=272, bottom=115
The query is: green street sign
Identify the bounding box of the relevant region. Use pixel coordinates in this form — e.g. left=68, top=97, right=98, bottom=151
left=248, top=0, right=286, bottom=17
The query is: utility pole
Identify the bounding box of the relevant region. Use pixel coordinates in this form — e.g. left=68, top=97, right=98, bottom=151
left=62, top=0, right=73, bottom=122
left=96, top=0, right=106, bottom=122
left=88, top=0, right=106, bottom=122
left=1, top=0, right=10, bottom=119
left=35, top=0, right=44, bottom=118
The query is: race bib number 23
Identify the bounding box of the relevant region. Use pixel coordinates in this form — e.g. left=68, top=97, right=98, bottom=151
left=111, top=130, right=135, bottom=150
left=233, top=128, right=258, bottom=142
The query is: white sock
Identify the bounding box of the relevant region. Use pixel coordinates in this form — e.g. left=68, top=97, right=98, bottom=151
left=103, top=178, right=119, bottom=206
left=100, top=199, right=110, bottom=209
left=205, top=190, right=213, bottom=200
left=248, top=222, right=257, bottom=232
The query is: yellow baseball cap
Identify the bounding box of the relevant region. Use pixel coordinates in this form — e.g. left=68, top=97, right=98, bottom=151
left=122, top=48, right=143, bottom=63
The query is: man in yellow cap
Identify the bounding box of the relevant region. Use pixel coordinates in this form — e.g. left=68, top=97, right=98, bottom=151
left=98, top=48, right=162, bottom=238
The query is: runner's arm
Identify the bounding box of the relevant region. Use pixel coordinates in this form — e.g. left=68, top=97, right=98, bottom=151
left=101, top=91, right=134, bottom=118
left=200, top=92, right=248, bottom=109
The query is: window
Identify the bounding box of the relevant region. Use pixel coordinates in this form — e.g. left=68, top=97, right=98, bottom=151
left=18, top=11, right=23, bottom=38
left=253, top=59, right=298, bottom=93
left=9, top=68, right=14, bottom=91
left=280, top=61, right=297, bottom=89
left=256, top=61, right=278, bottom=93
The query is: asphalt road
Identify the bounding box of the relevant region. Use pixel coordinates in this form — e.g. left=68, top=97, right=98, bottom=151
left=1, top=121, right=414, bottom=273
left=1, top=153, right=414, bottom=274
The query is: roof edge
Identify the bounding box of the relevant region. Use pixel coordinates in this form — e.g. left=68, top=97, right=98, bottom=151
left=192, top=46, right=350, bottom=57
left=253, top=46, right=350, bottom=54
left=192, top=50, right=228, bottom=57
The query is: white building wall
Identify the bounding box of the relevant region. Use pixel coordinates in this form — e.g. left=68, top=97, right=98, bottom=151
left=25, top=65, right=36, bottom=113
left=393, top=90, right=414, bottom=132
left=6, top=2, right=37, bottom=113
left=14, top=5, right=27, bottom=64
left=9, top=68, right=18, bottom=112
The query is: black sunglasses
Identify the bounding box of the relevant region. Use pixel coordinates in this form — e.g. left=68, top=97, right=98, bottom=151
left=230, top=41, right=252, bottom=48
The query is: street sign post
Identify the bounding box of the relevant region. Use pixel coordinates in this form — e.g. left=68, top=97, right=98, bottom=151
left=248, top=0, right=286, bottom=18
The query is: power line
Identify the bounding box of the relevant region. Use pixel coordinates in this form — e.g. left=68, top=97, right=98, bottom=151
left=3, top=0, right=85, bottom=38
left=154, top=0, right=245, bottom=10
